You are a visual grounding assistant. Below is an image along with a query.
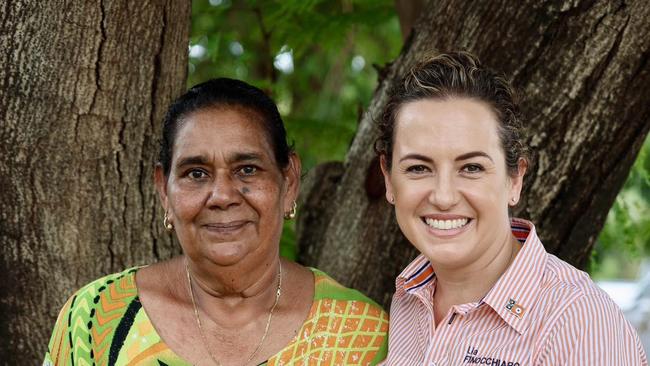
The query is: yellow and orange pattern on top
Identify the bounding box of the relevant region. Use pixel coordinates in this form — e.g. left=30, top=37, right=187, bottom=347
left=269, top=274, right=388, bottom=365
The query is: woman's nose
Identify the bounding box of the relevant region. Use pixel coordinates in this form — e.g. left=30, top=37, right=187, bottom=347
left=428, top=173, right=459, bottom=210
left=205, top=171, right=242, bottom=209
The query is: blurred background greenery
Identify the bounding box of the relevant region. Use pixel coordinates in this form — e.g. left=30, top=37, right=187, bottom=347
left=591, top=136, right=650, bottom=279
left=189, top=0, right=650, bottom=279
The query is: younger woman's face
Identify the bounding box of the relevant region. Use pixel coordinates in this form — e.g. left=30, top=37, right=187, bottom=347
left=382, top=97, right=525, bottom=271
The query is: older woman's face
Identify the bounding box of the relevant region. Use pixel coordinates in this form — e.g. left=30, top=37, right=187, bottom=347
left=382, top=98, right=525, bottom=271
left=157, top=107, right=298, bottom=267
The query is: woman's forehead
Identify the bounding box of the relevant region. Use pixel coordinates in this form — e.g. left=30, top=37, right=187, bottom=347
left=394, top=98, right=502, bottom=155
left=173, top=107, right=274, bottom=162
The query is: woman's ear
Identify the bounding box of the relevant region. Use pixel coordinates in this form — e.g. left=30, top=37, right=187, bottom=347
left=284, top=154, right=302, bottom=211
left=380, top=155, right=395, bottom=205
left=154, top=164, right=169, bottom=211
left=508, top=158, right=528, bottom=206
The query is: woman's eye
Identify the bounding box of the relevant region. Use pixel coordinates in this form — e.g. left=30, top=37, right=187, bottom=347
left=406, top=165, right=429, bottom=174
left=462, top=164, right=484, bottom=174
left=238, top=166, right=257, bottom=176
left=188, top=169, right=208, bottom=180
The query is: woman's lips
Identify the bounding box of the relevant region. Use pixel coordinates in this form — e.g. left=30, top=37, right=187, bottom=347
left=202, top=220, right=250, bottom=233
left=421, top=215, right=472, bottom=237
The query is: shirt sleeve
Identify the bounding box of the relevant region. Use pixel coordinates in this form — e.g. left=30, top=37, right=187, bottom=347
left=43, top=294, right=76, bottom=365
left=538, top=292, right=648, bottom=366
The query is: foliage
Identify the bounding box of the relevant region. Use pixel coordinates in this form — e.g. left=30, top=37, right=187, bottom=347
left=190, top=0, right=402, bottom=169
left=190, top=0, right=401, bottom=259
left=591, top=136, right=650, bottom=279
left=189, top=0, right=649, bottom=274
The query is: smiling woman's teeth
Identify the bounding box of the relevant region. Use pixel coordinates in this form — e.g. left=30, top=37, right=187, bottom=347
left=424, top=218, right=468, bottom=230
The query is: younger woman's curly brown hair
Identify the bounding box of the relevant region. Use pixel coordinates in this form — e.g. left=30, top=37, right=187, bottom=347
left=376, top=51, right=530, bottom=176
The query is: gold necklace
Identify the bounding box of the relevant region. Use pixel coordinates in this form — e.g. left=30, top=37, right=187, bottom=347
left=185, top=259, right=282, bottom=366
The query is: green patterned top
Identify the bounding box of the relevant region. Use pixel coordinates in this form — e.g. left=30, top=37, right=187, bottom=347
left=44, top=267, right=388, bottom=365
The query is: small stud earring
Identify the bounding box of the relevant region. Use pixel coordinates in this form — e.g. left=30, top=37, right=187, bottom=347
left=163, top=212, right=174, bottom=232
left=285, top=201, right=297, bottom=220
left=389, top=195, right=395, bottom=204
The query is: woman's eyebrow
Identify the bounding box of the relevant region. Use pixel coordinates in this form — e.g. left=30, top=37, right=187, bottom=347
left=176, top=155, right=209, bottom=167
left=455, top=151, right=493, bottom=162
left=229, top=152, right=263, bottom=163
left=399, top=153, right=433, bottom=163
left=399, top=152, right=494, bottom=163
left=175, top=152, right=264, bottom=167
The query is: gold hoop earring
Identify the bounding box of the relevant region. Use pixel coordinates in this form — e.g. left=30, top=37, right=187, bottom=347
left=164, top=212, right=174, bottom=232
left=285, top=201, right=297, bottom=220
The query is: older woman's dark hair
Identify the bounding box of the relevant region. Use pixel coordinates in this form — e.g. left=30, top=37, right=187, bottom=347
left=376, top=51, right=530, bottom=176
left=159, top=78, right=292, bottom=176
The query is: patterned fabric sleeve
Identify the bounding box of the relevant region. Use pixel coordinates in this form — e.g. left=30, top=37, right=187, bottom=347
left=43, top=268, right=139, bottom=366
left=44, top=293, right=76, bottom=365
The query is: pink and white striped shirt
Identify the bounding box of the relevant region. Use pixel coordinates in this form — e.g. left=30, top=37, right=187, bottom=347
left=384, top=218, right=647, bottom=365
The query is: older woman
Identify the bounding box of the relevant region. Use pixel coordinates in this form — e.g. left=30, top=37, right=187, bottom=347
left=44, top=78, right=388, bottom=365
left=377, top=52, right=647, bottom=365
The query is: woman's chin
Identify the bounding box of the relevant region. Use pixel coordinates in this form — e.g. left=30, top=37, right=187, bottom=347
left=418, top=243, right=473, bottom=270
left=203, top=243, right=251, bottom=267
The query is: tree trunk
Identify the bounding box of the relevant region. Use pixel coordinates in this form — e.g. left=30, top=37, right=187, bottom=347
left=297, top=0, right=650, bottom=308
left=0, top=1, right=190, bottom=363
left=394, top=0, right=425, bottom=41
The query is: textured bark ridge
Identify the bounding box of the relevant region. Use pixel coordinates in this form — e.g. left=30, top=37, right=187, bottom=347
left=297, top=0, right=650, bottom=307
left=0, top=1, right=189, bottom=362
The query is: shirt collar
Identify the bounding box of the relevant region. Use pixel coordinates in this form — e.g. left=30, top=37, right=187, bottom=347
left=394, top=218, right=547, bottom=335
left=395, top=254, right=435, bottom=297
left=481, top=218, right=547, bottom=334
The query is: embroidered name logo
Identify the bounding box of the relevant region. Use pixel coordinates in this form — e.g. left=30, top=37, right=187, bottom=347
left=505, top=298, right=525, bottom=318
left=463, top=346, right=521, bottom=366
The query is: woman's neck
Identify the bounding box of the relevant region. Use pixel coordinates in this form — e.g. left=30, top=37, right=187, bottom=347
left=431, top=234, right=521, bottom=325
left=183, top=255, right=282, bottom=328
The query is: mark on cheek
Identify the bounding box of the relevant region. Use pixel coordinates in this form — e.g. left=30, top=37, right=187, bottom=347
left=241, top=186, right=250, bottom=194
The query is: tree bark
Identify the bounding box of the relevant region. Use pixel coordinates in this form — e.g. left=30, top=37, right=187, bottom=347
left=394, top=0, right=425, bottom=41
left=0, top=1, right=190, bottom=363
left=297, top=0, right=650, bottom=308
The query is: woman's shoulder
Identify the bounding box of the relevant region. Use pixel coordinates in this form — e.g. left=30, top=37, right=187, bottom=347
left=50, top=266, right=143, bottom=329
left=536, top=254, right=625, bottom=319
left=535, top=256, right=646, bottom=357
left=44, top=267, right=144, bottom=364
left=77, top=266, right=140, bottom=294
left=272, top=267, right=389, bottom=365
left=310, top=268, right=377, bottom=302
left=543, top=254, right=609, bottom=298
left=64, top=267, right=142, bottom=310
left=535, top=258, right=646, bottom=363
